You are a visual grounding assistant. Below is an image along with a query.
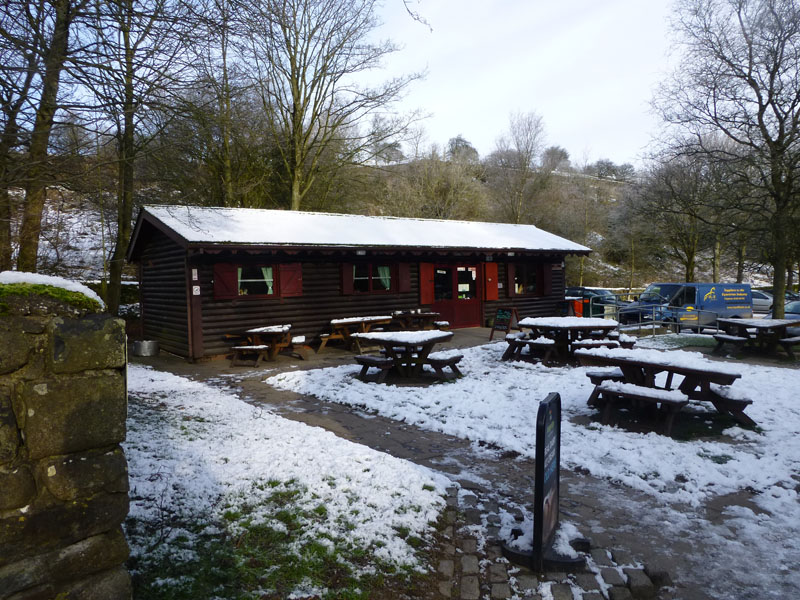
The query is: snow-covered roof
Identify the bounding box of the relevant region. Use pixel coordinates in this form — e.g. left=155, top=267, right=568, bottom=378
left=136, top=205, right=590, bottom=254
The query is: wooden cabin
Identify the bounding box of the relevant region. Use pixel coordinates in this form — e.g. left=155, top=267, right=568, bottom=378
left=126, top=206, right=590, bottom=360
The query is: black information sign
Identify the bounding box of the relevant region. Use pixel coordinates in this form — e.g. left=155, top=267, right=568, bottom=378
left=533, top=392, right=561, bottom=569
left=501, top=392, right=586, bottom=572
left=489, top=307, right=520, bottom=340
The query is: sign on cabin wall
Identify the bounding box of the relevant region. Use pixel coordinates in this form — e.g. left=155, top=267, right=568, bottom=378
left=489, top=307, right=520, bottom=340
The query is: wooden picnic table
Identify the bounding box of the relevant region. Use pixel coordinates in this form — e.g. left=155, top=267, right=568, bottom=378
left=575, top=347, right=755, bottom=433
left=318, top=315, right=393, bottom=353
left=515, top=316, right=619, bottom=362
left=716, top=317, right=800, bottom=359
left=390, top=310, right=441, bottom=331
left=351, top=330, right=454, bottom=378
left=230, top=324, right=293, bottom=366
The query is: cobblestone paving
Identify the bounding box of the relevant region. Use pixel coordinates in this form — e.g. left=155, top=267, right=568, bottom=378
left=433, top=486, right=675, bottom=600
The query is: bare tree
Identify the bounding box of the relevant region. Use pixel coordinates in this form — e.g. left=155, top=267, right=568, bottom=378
left=0, top=0, right=45, bottom=270
left=484, top=111, right=547, bottom=224
left=240, top=0, right=420, bottom=211
left=376, top=145, right=488, bottom=220
left=76, top=0, right=190, bottom=312
left=16, top=0, right=90, bottom=272
left=657, top=0, right=800, bottom=316
left=636, top=157, right=713, bottom=282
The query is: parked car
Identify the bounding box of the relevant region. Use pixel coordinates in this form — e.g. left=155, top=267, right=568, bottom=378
left=618, top=282, right=753, bottom=329
left=767, top=300, right=800, bottom=336
left=751, top=290, right=774, bottom=313
left=565, top=287, right=628, bottom=317
left=763, top=288, right=800, bottom=302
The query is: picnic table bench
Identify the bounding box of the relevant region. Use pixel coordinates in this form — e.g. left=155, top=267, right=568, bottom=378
left=712, top=333, right=750, bottom=354
left=576, top=347, right=756, bottom=434
left=426, top=353, right=464, bottom=380
left=596, top=381, right=689, bottom=435
left=716, top=317, right=800, bottom=359
left=355, top=355, right=395, bottom=383
left=390, top=310, right=441, bottom=331
left=318, top=315, right=392, bottom=353
left=779, top=336, right=800, bottom=359
left=229, top=325, right=309, bottom=366
left=500, top=333, right=556, bottom=364
left=516, top=317, right=620, bottom=363
left=351, top=330, right=455, bottom=380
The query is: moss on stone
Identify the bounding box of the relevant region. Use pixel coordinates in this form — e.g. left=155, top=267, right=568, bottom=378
left=0, top=283, right=103, bottom=315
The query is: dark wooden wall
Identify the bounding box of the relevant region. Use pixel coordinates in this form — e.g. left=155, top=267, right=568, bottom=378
left=196, top=260, right=422, bottom=358
left=139, top=233, right=190, bottom=357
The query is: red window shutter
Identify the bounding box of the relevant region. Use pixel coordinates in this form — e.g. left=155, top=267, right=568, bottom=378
left=213, top=263, right=238, bottom=299
left=541, top=263, right=553, bottom=296
left=483, top=262, right=498, bottom=301
left=341, top=263, right=354, bottom=295
left=506, top=263, right=517, bottom=297
left=279, top=263, right=303, bottom=297
left=419, top=262, right=434, bottom=305
left=398, top=263, right=412, bottom=293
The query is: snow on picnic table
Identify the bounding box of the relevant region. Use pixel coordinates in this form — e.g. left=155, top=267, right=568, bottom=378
left=246, top=324, right=291, bottom=334
left=330, top=315, right=392, bottom=324
left=125, top=365, right=447, bottom=571
left=351, top=330, right=453, bottom=344
left=575, top=346, right=744, bottom=374
left=518, top=316, right=618, bottom=328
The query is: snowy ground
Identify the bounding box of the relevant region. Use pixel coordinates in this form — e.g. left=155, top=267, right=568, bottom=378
left=125, top=366, right=448, bottom=597
left=266, top=337, right=800, bottom=597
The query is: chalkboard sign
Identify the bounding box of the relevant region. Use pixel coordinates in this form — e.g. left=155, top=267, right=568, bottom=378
left=489, top=307, right=520, bottom=340
left=533, top=392, right=561, bottom=571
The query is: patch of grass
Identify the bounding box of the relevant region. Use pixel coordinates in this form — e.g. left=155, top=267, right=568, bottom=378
left=699, top=452, right=734, bottom=464
left=127, top=482, right=434, bottom=600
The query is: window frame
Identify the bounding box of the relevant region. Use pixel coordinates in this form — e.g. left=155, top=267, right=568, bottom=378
left=236, top=265, right=276, bottom=297
left=343, top=262, right=396, bottom=295
left=512, top=263, right=539, bottom=296
left=213, top=262, right=303, bottom=300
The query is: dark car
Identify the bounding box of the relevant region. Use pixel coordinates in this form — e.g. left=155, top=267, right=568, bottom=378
left=768, top=300, right=800, bottom=336
left=565, top=287, right=627, bottom=317
left=763, top=288, right=800, bottom=302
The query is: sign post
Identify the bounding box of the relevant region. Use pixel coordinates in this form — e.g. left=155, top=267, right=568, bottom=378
left=502, top=392, right=586, bottom=571
left=489, top=307, right=520, bottom=340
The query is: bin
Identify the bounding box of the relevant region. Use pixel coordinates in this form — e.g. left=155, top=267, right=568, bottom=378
left=132, top=340, right=159, bottom=357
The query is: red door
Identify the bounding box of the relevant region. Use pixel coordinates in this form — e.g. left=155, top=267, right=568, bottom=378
left=430, top=265, right=482, bottom=328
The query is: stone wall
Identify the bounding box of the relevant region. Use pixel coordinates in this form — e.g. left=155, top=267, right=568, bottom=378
left=0, top=294, right=131, bottom=599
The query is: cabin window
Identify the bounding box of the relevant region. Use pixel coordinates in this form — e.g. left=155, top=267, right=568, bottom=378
left=238, top=266, right=274, bottom=296
left=343, top=263, right=393, bottom=294
left=213, top=262, right=302, bottom=299
left=513, top=264, right=538, bottom=295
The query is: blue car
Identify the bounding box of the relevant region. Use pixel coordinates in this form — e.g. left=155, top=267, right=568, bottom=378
left=768, top=300, right=800, bottom=336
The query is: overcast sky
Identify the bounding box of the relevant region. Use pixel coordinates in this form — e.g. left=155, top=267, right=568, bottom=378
left=373, top=0, right=676, bottom=168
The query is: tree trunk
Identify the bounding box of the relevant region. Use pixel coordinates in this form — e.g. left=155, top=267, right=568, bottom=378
left=628, top=237, right=635, bottom=293
left=685, top=252, right=695, bottom=283
left=736, top=242, right=745, bottom=283
left=17, top=0, right=72, bottom=272
left=712, top=237, right=721, bottom=282
left=106, top=12, right=136, bottom=315
left=0, top=187, right=11, bottom=271
left=220, top=8, right=234, bottom=206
